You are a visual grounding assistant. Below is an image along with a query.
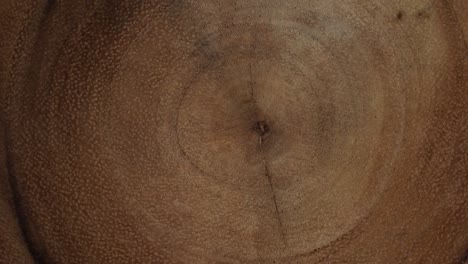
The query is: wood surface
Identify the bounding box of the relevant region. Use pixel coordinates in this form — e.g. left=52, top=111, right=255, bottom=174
left=1, top=0, right=467, bottom=263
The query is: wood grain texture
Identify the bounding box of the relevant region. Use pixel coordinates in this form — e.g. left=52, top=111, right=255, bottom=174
left=0, top=120, right=34, bottom=263
left=1, top=0, right=467, bottom=263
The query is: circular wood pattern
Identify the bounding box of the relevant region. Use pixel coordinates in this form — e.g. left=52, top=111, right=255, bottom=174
left=1, top=0, right=467, bottom=263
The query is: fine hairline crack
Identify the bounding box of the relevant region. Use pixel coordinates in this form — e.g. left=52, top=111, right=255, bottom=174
left=248, top=34, right=287, bottom=247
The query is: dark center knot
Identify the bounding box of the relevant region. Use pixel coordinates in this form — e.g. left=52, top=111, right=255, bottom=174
left=254, top=121, right=270, bottom=137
